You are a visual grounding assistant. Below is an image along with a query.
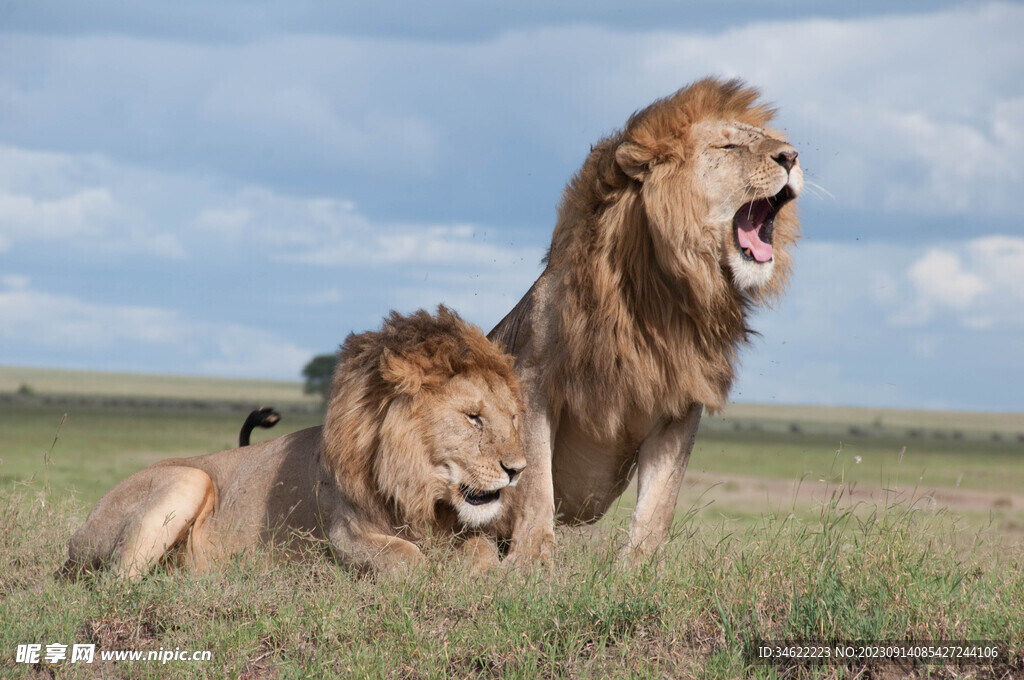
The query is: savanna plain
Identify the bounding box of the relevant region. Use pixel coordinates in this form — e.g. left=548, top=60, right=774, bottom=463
left=1, top=366, right=1022, bottom=679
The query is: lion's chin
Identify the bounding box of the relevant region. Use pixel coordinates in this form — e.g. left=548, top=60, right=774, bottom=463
left=453, top=485, right=504, bottom=527
left=727, top=183, right=795, bottom=290
left=727, top=249, right=776, bottom=290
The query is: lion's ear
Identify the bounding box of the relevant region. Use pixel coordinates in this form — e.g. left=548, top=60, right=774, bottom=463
left=615, top=141, right=653, bottom=181
left=380, top=350, right=424, bottom=395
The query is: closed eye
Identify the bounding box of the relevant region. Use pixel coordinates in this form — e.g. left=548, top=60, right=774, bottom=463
left=467, top=413, right=483, bottom=428
left=718, top=144, right=738, bottom=150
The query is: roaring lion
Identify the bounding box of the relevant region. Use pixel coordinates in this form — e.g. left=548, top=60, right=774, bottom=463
left=64, top=307, right=526, bottom=577
left=490, top=78, right=802, bottom=561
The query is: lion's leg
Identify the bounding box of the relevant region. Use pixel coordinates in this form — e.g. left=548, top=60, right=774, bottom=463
left=325, top=521, right=423, bottom=573
left=551, top=418, right=635, bottom=524
left=114, top=467, right=216, bottom=578
left=181, top=474, right=218, bottom=571
left=459, top=535, right=501, bottom=574
left=504, top=378, right=557, bottom=564
left=625, top=404, right=703, bottom=560
left=65, top=465, right=215, bottom=578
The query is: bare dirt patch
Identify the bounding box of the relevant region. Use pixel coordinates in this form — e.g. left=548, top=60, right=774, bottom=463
left=678, top=470, right=1024, bottom=534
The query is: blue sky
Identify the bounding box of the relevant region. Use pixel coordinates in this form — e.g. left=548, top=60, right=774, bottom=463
left=1, top=1, right=1022, bottom=412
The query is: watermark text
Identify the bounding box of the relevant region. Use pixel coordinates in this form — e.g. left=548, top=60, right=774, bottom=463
left=16, top=643, right=210, bottom=665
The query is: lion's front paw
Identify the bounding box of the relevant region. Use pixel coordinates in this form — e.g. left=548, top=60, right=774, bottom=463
left=503, top=526, right=554, bottom=567
left=617, top=542, right=657, bottom=569
left=459, top=536, right=501, bottom=575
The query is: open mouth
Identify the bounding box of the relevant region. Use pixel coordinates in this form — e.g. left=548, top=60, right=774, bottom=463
left=733, top=185, right=795, bottom=264
left=460, top=485, right=501, bottom=506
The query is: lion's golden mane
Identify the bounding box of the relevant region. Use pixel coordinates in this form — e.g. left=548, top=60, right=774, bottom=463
left=321, top=306, right=524, bottom=536
left=509, top=78, right=800, bottom=441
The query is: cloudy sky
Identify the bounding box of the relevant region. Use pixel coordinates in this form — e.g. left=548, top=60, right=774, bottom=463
left=1, top=1, right=1022, bottom=412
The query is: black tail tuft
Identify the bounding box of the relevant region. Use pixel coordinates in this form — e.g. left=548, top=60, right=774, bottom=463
left=239, top=406, right=281, bottom=447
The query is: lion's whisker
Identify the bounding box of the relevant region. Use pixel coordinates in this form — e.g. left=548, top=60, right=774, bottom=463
left=802, top=179, right=834, bottom=201
left=745, top=186, right=758, bottom=220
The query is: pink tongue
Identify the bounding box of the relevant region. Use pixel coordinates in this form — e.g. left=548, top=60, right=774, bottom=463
left=737, top=225, right=773, bottom=263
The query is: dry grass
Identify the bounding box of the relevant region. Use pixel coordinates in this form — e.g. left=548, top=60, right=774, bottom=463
left=712, top=403, right=1024, bottom=438
left=0, top=365, right=319, bottom=406
left=1, top=483, right=1022, bottom=679
left=2, top=371, right=1022, bottom=678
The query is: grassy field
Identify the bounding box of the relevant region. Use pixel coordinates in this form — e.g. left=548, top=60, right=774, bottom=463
left=0, top=396, right=323, bottom=503
left=0, top=365, right=321, bottom=405
left=1, top=368, right=1022, bottom=678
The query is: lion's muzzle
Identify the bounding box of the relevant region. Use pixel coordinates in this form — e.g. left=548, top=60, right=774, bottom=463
left=734, top=152, right=801, bottom=264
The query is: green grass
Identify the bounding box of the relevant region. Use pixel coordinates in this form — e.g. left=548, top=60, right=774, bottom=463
left=0, top=365, right=320, bottom=405
left=713, top=402, right=1024, bottom=437
left=0, top=396, right=323, bottom=504
left=5, top=392, right=1022, bottom=514
left=1, top=368, right=1023, bottom=677
left=692, top=428, right=1024, bottom=494
left=1, top=485, right=1021, bottom=679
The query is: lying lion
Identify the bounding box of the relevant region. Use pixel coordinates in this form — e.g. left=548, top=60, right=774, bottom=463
left=64, top=307, right=526, bottom=577
left=490, top=78, right=803, bottom=561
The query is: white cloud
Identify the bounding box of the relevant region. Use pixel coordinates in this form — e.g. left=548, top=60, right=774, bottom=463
left=0, top=145, right=187, bottom=257
left=968, top=235, right=1024, bottom=301
left=299, top=287, right=347, bottom=306
left=189, top=185, right=546, bottom=271
left=200, top=77, right=441, bottom=176
left=1, top=3, right=1021, bottom=410
left=0, top=278, right=313, bottom=378
left=189, top=187, right=367, bottom=253
left=908, top=250, right=987, bottom=310
left=0, top=187, right=116, bottom=239
left=737, top=236, right=1024, bottom=410
left=1, top=274, right=29, bottom=290
left=2, top=4, right=1021, bottom=241
left=0, top=143, right=548, bottom=270
left=875, top=109, right=1020, bottom=214
left=0, top=285, right=181, bottom=348
left=637, top=3, right=1024, bottom=216
left=195, top=206, right=253, bottom=240
left=893, top=235, right=1024, bottom=329
left=289, top=223, right=542, bottom=267
left=199, top=324, right=314, bottom=378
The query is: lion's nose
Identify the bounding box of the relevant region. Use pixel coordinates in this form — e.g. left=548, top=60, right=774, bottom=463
left=500, top=461, right=524, bottom=483
left=773, top=149, right=798, bottom=173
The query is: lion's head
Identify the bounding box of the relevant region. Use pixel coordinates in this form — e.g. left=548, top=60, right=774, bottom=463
left=557, top=78, right=801, bottom=310
left=321, top=306, right=526, bottom=533
left=534, top=78, right=804, bottom=427
left=616, top=78, right=801, bottom=297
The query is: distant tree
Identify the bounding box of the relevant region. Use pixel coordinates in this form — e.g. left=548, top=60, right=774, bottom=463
left=302, top=353, right=339, bottom=401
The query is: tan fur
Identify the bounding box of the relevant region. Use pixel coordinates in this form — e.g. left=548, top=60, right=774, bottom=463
left=64, top=307, right=526, bottom=577
left=490, top=78, right=802, bottom=561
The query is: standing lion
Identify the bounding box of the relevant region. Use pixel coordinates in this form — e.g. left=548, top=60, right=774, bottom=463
left=490, top=78, right=802, bottom=561
left=64, top=307, right=526, bottom=577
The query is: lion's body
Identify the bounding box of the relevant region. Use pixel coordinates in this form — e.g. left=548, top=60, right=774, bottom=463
left=490, top=78, right=802, bottom=559
left=66, top=428, right=324, bottom=577
left=65, top=308, right=526, bottom=577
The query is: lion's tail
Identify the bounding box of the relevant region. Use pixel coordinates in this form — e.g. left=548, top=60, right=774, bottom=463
left=239, top=406, right=281, bottom=447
